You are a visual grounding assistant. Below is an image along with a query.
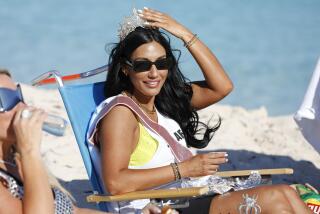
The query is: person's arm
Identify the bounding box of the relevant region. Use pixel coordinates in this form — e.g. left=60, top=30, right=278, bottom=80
left=139, top=8, right=233, bottom=109
left=13, top=108, right=55, bottom=214
left=99, top=106, right=227, bottom=194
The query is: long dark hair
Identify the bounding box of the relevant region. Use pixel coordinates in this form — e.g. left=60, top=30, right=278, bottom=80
left=104, top=27, right=220, bottom=148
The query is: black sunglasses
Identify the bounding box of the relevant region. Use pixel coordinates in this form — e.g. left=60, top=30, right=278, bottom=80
left=0, top=84, right=24, bottom=113
left=125, top=57, right=173, bottom=72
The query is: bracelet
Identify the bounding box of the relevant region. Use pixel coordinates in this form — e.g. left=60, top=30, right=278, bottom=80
left=170, top=163, right=181, bottom=180
left=184, top=34, right=198, bottom=48
left=170, top=163, right=180, bottom=180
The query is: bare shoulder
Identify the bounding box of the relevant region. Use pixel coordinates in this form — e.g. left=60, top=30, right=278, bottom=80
left=100, top=104, right=138, bottom=130
left=98, top=105, right=139, bottom=151
left=98, top=104, right=140, bottom=162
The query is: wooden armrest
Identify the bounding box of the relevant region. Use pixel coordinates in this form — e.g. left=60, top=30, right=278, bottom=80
left=216, top=168, right=294, bottom=177
left=87, top=168, right=293, bottom=203
left=87, top=186, right=209, bottom=203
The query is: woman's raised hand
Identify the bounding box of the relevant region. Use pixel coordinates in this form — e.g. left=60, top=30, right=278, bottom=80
left=13, top=107, right=47, bottom=155
left=179, top=152, right=228, bottom=177
left=138, top=8, right=193, bottom=42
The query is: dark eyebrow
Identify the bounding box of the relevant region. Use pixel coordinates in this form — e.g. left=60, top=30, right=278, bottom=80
left=133, top=55, right=167, bottom=61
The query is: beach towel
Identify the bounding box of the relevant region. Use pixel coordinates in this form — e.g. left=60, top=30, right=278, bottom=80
left=294, top=57, right=320, bottom=153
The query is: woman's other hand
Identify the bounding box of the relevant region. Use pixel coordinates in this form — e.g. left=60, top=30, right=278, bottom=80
left=138, top=8, right=193, bottom=42
left=12, top=107, right=47, bottom=155
left=141, top=203, right=179, bottom=214
left=141, top=203, right=161, bottom=214
left=179, top=152, right=228, bottom=177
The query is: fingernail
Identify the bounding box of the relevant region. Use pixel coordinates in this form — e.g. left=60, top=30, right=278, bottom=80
left=138, top=13, right=144, bottom=17
left=224, top=153, right=229, bottom=157
left=144, top=21, right=150, bottom=25
left=225, top=158, right=229, bottom=162
left=144, top=6, right=149, bottom=10
left=137, top=9, right=143, bottom=13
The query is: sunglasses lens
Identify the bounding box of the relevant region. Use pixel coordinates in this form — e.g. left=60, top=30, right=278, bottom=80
left=155, top=58, right=172, bottom=70
left=131, top=58, right=172, bottom=72
left=132, top=61, right=152, bottom=72
left=0, top=85, right=24, bottom=112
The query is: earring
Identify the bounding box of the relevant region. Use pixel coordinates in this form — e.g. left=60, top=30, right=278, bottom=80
left=122, top=68, right=128, bottom=76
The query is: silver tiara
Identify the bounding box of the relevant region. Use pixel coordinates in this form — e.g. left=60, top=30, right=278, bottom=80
left=118, top=8, right=146, bottom=41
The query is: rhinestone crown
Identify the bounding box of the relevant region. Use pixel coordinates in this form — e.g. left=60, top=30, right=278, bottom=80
left=118, top=8, right=146, bottom=41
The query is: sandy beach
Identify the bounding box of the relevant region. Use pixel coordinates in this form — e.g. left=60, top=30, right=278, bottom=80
left=21, top=84, right=320, bottom=209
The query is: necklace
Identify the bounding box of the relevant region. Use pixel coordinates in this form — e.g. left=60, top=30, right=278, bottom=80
left=122, top=91, right=157, bottom=114
left=136, top=102, right=156, bottom=114
left=0, top=159, right=17, bottom=168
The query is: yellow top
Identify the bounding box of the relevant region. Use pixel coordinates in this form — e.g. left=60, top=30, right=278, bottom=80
left=129, top=123, right=159, bottom=167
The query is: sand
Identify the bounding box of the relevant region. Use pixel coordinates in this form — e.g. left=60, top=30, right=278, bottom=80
left=21, top=84, right=320, bottom=209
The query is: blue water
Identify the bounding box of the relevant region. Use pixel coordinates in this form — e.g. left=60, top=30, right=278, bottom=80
left=1, top=0, right=319, bottom=115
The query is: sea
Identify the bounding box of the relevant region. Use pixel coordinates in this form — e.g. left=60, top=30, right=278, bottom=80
left=0, top=0, right=319, bottom=116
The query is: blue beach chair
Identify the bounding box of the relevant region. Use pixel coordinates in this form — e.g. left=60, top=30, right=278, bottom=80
left=32, top=67, right=294, bottom=211
left=33, top=67, right=109, bottom=211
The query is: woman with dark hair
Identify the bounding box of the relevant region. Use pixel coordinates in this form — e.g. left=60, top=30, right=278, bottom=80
left=87, top=8, right=310, bottom=213
left=105, top=26, right=222, bottom=149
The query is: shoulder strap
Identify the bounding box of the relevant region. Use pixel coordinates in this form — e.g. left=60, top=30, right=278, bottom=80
left=96, top=96, right=193, bottom=162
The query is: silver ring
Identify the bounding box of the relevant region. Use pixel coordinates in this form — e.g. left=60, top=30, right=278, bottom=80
left=21, top=109, right=32, bottom=119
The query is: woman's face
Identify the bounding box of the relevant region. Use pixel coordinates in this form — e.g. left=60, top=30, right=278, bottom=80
left=126, top=41, right=168, bottom=100
left=0, top=74, right=25, bottom=142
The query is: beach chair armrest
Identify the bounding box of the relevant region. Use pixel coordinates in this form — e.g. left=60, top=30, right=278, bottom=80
left=87, top=186, right=209, bottom=203
left=216, top=168, right=294, bottom=177
left=86, top=168, right=293, bottom=203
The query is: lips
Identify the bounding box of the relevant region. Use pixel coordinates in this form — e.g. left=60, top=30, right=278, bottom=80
left=143, top=80, right=160, bottom=88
